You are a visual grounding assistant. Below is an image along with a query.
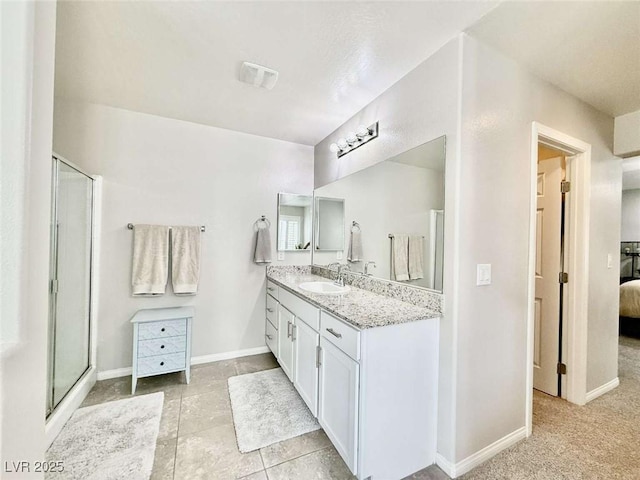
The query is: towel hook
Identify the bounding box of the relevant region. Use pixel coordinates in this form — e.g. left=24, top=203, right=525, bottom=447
left=351, top=221, right=361, bottom=232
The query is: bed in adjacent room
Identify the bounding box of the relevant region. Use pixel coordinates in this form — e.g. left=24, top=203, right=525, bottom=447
left=619, top=279, right=640, bottom=337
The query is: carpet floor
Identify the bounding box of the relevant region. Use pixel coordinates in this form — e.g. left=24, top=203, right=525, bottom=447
left=459, top=335, right=640, bottom=479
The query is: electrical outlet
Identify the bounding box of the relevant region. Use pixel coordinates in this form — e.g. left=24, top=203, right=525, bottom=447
left=277, top=251, right=284, bottom=261
left=477, top=264, right=491, bottom=286
left=336, top=251, right=343, bottom=260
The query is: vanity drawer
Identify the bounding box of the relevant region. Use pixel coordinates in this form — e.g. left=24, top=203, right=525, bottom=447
left=137, top=351, right=186, bottom=377
left=320, top=312, right=360, bottom=361
left=280, top=288, right=320, bottom=331
left=267, top=280, right=279, bottom=300
left=138, top=336, right=186, bottom=358
left=138, top=319, right=187, bottom=340
left=266, top=294, right=279, bottom=326
left=265, top=320, right=278, bottom=357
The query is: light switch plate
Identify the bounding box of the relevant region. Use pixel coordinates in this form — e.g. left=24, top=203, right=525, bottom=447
left=336, top=251, right=343, bottom=260
left=477, top=264, right=491, bottom=286
left=277, top=251, right=284, bottom=261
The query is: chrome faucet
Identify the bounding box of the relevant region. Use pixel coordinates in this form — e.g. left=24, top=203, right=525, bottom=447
left=335, top=264, right=351, bottom=287
left=364, top=261, right=377, bottom=276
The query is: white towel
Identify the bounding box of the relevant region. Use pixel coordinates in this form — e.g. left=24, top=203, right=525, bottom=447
left=408, top=235, right=424, bottom=280
left=347, top=230, right=363, bottom=263
left=131, top=225, right=169, bottom=296
left=254, top=224, right=272, bottom=264
left=171, top=226, right=201, bottom=295
left=392, top=234, right=409, bottom=281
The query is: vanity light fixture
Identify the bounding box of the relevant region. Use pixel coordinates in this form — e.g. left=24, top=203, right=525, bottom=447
left=329, top=122, right=379, bottom=158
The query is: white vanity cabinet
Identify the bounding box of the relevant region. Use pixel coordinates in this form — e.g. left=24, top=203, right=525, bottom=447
left=265, top=280, right=279, bottom=358
left=266, top=279, right=440, bottom=480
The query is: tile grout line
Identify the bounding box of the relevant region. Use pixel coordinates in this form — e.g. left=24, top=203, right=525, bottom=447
left=265, top=443, right=334, bottom=470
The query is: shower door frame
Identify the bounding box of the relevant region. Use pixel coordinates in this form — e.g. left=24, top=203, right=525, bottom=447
left=46, top=154, right=98, bottom=419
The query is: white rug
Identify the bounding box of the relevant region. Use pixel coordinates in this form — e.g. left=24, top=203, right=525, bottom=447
left=228, top=368, right=320, bottom=453
left=46, top=392, right=164, bottom=480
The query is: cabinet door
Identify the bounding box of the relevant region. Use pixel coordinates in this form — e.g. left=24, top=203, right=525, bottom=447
left=293, top=318, right=319, bottom=417
left=318, top=337, right=359, bottom=474
left=277, top=305, right=295, bottom=381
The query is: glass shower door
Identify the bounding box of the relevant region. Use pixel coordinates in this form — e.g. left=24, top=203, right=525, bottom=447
left=47, top=157, right=94, bottom=415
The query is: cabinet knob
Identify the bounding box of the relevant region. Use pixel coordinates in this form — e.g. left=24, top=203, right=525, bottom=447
left=266, top=334, right=273, bottom=340
left=160, top=361, right=165, bottom=366
left=161, top=345, right=165, bottom=349
left=161, top=328, right=166, bottom=332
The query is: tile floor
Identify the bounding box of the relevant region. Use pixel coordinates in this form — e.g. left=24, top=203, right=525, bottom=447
left=83, top=352, right=446, bottom=479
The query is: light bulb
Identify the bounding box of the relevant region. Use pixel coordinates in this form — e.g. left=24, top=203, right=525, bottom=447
left=346, top=132, right=357, bottom=145
left=329, top=143, right=339, bottom=153
left=337, top=138, right=348, bottom=150
left=356, top=125, right=369, bottom=138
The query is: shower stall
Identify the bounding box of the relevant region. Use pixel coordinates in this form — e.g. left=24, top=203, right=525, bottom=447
left=46, top=155, right=99, bottom=433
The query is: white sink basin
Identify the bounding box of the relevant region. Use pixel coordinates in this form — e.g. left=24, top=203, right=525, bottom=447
left=298, top=281, right=351, bottom=295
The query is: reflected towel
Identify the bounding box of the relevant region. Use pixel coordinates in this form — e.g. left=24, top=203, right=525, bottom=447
left=347, top=230, right=363, bottom=263
left=392, top=234, right=409, bottom=281
left=172, top=226, right=201, bottom=295
left=254, top=224, right=272, bottom=264
left=408, top=235, right=424, bottom=280
left=131, top=225, right=169, bottom=296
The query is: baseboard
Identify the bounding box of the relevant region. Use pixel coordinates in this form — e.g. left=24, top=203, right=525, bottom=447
left=436, top=427, right=527, bottom=478
left=585, top=377, right=619, bottom=403
left=96, top=345, right=271, bottom=381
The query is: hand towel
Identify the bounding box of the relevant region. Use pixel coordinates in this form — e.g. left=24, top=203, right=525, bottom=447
left=254, top=223, right=272, bottom=264
left=131, top=225, right=169, bottom=296
left=347, top=230, right=363, bottom=263
left=171, top=226, right=201, bottom=295
left=408, top=235, right=424, bottom=280
left=392, top=234, right=409, bottom=281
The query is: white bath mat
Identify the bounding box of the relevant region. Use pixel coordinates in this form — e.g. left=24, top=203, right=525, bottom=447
left=46, top=392, right=164, bottom=480
left=228, top=367, right=320, bottom=453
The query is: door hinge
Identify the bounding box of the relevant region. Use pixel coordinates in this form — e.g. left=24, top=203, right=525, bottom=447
left=557, top=362, right=567, bottom=375
left=561, top=181, right=571, bottom=194
left=316, top=345, right=322, bottom=368
left=559, top=272, right=569, bottom=284
left=50, top=279, right=59, bottom=294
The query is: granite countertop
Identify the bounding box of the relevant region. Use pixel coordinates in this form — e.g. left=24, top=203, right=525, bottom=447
left=266, top=271, right=440, bottom=330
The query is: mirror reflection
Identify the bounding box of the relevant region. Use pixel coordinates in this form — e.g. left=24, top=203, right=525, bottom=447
left=313, top=135, right=445, bottom=292
left=314, top=197, right=345, bottom=251
left=277, top=193, right=313, bottom=251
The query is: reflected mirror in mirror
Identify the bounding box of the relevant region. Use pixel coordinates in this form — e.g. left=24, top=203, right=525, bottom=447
left=277, top=193, right=313, bottom=251
left=313, top=135, right=445, bottom=292
left=314, top=197, right=345, bottom=251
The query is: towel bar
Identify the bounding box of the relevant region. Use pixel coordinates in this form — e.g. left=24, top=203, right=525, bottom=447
left=127, top=223, right=206, bottom=232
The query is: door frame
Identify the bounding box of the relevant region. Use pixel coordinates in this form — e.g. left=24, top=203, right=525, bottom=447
left=526, top=123, right=591, bottom=436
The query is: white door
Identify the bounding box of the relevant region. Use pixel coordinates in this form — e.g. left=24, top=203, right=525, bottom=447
left=277, top=305, right=295, bottom=381
left=293, top=318, right=319, bottom=416
left=318, top=338, right=359, bottom=474
left=534, top=156, right=564, bottom=396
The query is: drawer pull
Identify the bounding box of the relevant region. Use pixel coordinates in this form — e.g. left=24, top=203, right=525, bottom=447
left=326, top=328, right=342, bottom=339
left=160, top=345, right=165, bottom=349
left=267, top=308, right=274, bottom=313
left=160, top=361, right=165, bottom=366
left=287, top=321, right=292, bottom=339
left=266, top=334, right=273, bottom=340
left=267, top=287, right=275, bottom=292
left=161, top=328, right=166, bottom=332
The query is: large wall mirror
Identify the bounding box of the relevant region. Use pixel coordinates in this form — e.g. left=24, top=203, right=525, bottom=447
left=313, top=135, right=445, bottom=292
left=277, top=193, right=313, bottom=251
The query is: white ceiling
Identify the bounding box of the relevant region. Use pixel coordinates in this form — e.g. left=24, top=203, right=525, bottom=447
left=466, top=1, right=640, bottom=118
left=54, top=1, right=499, bottom=146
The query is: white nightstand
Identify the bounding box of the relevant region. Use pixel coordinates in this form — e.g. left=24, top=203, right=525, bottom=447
left=130, top=306, right=194, bottom=394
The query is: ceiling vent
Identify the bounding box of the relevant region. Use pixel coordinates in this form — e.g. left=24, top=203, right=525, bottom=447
left=239, top=62, right=279, bottom=90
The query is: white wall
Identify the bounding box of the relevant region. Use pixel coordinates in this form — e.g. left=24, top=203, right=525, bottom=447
left=621, top=189, right=640, bottom=241
left=456, top=34, right=619, bottom=461
left=53, top=100, right=314, bottom=373
left=0, top=1, right=57, bottom=476
left=314, top=161, right=444, bottom=289
left=614, top=110, right=640, bottom=157
left=315, top=37, right=461, bottom=462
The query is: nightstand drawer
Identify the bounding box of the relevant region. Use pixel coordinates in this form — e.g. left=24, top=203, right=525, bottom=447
left=137, top=352, right=186, bottom=377
left=138, top=336, right=186, bottom=358
left=138, top=319, right=187, bottom=340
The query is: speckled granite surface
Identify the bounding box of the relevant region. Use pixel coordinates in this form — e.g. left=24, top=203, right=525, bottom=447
left=266, top=267, right=440, bottom=330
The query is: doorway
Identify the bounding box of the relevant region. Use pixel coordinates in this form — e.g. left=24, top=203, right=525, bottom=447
left=526, top=123, right=592, bottom=436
